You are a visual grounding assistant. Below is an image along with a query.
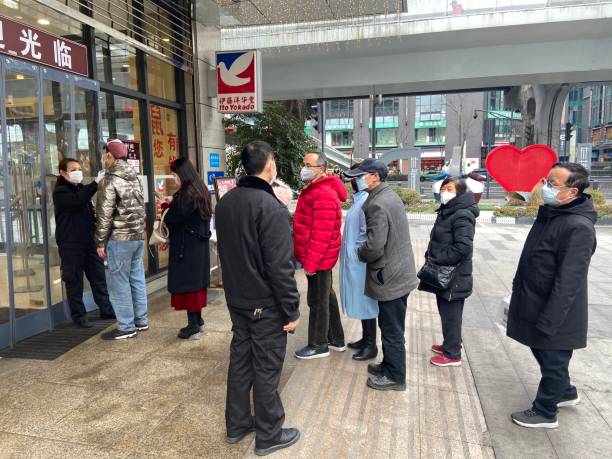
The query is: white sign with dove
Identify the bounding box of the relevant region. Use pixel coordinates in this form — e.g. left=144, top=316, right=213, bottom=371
left=216, top=50, right=262, bottom=113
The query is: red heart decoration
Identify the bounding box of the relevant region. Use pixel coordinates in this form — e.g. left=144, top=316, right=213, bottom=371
left=485, top=144, right=558, bottom=192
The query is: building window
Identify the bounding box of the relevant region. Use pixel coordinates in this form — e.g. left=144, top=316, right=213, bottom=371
left=416, top=95, right=446, bottom=121
left=415, top=127, right=446, bottom=145
left=96, top=36, right=139, bottom=90
left=487, top=91, right=505, bottom=112
left=325, top=100, right=354, bottom=119
left=326, top=131, right=353, bottom=148
left=607, top=85, right=612, bottom=124
left=376, top=128, right=398, bottom=147
left=147, top=55, right=177, bottom=101
left=592, top=86, right=604, bottom=127
left=376, top=97, right=400, bottom=117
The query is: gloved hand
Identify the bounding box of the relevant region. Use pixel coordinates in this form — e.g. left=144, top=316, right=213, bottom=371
left=95, top=170, right=105, bottom=184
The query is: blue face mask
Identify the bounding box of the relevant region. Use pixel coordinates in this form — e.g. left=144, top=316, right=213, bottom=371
left=541, top=182, right=561, bottom=207
left=356, top=176, right=368, bottom=191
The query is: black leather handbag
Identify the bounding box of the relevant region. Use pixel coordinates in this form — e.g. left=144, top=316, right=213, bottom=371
left=417, top=260, right=457, bottom=290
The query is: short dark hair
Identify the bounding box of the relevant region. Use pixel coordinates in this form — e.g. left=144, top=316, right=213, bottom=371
left=58, top=158, right=80, bottom=172
left=441, top=176, right=468, bottom=196
left=241, top=141, right=274, bottom=175
left=552, top=162, right=590, bottom=194
left=305, top=151, right=327, bottom=168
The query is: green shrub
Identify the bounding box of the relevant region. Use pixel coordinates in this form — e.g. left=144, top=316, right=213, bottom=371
left=392, top=187, right=421, bottom=206
left=586, top=190, right=606, bottom=206
left=493, top=206, right=538, bottom=218
left=406, top=202, right=439, bottom=213
left=596, top=204, right=612, bottom=219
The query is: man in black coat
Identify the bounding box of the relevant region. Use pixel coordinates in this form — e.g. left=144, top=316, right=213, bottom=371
left=215, top=141, right=301, bottom=456
left=508, top=162, right=597, bottom=429
left=53, top=158, right=114, bottom=327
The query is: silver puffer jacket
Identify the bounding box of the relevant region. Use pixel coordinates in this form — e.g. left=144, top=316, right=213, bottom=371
left=95, top=159, right=146, bottom=247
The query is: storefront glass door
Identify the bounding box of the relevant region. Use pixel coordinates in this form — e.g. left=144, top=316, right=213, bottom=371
left=0, top=57, right=100, bottom=348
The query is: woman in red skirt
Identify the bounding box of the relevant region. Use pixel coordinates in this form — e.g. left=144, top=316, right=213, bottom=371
left=161, top=158, right=212, bottom=339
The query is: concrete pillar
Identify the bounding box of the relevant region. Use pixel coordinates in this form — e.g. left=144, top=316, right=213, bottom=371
left=353, top=99, right=371, bottom=160
left=398, top=96, right=416, bottom=149
left=193, top=1, right=226, bottom=189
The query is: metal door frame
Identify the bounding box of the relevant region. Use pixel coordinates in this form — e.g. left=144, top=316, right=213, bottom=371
left=0, top=58, right=100, bottom=349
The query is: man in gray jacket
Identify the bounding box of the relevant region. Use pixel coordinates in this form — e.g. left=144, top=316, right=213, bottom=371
left=345, top=159, right=418, bottom=391
left=96, top=139, right=148, bottom=340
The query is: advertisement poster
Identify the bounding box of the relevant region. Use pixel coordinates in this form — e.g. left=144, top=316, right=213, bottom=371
left=124, top=140, right=141, bottom=174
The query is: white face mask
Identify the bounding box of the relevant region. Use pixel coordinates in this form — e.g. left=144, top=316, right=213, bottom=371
left=300, top=166, right=315, bottom=182
left=68, top=170, right=83, bottom=185
left=440, top=191, right=456, bottom=205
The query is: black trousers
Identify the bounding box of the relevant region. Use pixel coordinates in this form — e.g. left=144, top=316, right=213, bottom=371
left=226, top=306, right=287, bottom=449
left=58, top=244, right=114, bottom=321
left=378, top=295, right=408, bottom=384
left=306, top=270, right=345, bottom=348
left=436, top=296, right=465, bottom=359
left=531, top=348, right=576, bottom=419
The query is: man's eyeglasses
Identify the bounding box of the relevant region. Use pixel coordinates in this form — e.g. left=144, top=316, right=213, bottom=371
left=540, top=178, right=568, bottom=190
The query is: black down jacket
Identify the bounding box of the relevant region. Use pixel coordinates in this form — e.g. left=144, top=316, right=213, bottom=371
left=507, top=195, right=597, bottom=350
left=165, top=190, right=211, bottom=294
left=53, top=176, right=98, bottom=248
left=418, top=191, right=479, bottom=301
left=215, top=175, right=300, bottom=322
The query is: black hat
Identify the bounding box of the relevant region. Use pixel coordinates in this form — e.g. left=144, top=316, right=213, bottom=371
left=342, top=158, right=388, bottom=180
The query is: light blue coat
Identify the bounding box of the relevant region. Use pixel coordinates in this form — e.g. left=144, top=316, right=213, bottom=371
left=339, top=191, right=379, bottom=319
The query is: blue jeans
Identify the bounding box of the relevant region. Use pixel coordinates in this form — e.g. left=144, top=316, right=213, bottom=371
left=106, top=240, right=148, bottom=332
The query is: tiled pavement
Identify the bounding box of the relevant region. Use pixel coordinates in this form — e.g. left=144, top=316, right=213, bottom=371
left=0, top=222, right=611, bottom=458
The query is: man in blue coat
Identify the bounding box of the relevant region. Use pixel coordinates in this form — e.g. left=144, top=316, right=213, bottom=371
left=508, top=163, right=597, bottom=429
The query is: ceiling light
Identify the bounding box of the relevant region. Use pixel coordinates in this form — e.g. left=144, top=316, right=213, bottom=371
left=2, top=0, right=19, bottom=10
left=37, top=18, right=50, bottom=26
left=162, top=37, right=171, bottom=43
left=15, top=16, right=23, bottom=19
left=15, top=74, right=24, bottom=80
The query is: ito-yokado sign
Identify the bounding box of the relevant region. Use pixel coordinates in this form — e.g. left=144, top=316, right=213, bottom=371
left=0, top=14, right=88, bottom=77
left=216, top=50, right=262, bottom=113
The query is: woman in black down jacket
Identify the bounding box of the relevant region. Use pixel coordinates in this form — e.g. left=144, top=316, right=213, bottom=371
left=161, top=158, right=212, bottom=339
left=419, top=177, right=479, bottom=367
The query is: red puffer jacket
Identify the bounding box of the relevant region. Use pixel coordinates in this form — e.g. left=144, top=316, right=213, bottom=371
left=293, top=174, right=347, bottom=273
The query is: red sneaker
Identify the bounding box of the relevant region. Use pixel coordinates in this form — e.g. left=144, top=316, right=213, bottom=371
left=431, top=344, right=444, bottom=354
left=430, top=354, right=462, bottom=367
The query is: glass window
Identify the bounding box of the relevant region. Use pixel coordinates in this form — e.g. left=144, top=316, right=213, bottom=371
left=326, top=131, right=353, bottom=148
left=376, top=97, right=400, bottom=117
left=488, top=91, right=504, bottom=112
left=416, top=95, right=446, bottom=121
left=376, top=128, right=398, bottom=147
left=147, top=56, right=177, bottom=101
left=143, top=0, right=176, bottom=58
left=151, top=105, right=180, bottom=269
left=95, top=36, right=139, bottom=91
left=415, top=127, right=446, bottom=145
left=325, top=100, right=353, bottom=119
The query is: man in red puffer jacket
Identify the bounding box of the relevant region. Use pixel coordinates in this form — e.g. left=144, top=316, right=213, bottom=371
left=294, top=152, right=347, bottom=360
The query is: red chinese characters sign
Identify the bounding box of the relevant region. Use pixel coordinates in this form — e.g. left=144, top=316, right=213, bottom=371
left=0, top=14, right=88, bottom=77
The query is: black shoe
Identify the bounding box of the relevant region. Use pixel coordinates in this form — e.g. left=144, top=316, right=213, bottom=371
left=135, top=323, right=149, bottom=331
left=101, top=329, right=137, bottom=340
left=511, top=409, right=558, bottom=429
left=294, top=345, right=329, bottom=360
left=254, top=428, right=300, bottom=456
left=226, top=426, right=255, bottom=444
left=353, top=345, right=378, bottom=361
left=99, top=312, right=116, bottom=320
left=347, top=339, right=365, bottom=350
left=178, top=325, right=201, bottom=340
left=74, top=318, right=93, bottom=328
left=367, top=375, right=406, bottom=391
left=367, top=362, right=384, bottom=377
left=557, top=394, right=581, bottom=408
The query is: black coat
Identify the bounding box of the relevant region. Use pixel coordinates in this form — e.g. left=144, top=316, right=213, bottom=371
left=165, top=190, right=211, bottom=294
left=507, top=196, right=597, bottom=350
left=418, top=191, right=479, bottom=301
left=215, top=176, right=300, bottom=322
left=53, top=177, right=98, bottom=248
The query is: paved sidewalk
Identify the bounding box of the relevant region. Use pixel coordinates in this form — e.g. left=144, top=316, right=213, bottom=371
left=0, top=222, right=611, bottom=458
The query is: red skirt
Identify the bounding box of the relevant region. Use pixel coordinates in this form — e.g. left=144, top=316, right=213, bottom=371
left=171, top=289, right=207, bottom=312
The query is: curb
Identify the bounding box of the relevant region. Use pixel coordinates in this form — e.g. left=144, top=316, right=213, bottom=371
left=405, top=213, right=612, bottom=226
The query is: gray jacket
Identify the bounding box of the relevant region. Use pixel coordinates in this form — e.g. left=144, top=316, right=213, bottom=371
left=358, top=183, right=418, bottom=302
left=95, top=159, right=146, bottom=247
